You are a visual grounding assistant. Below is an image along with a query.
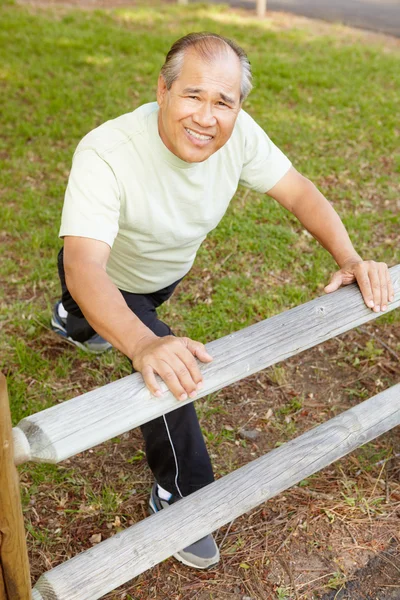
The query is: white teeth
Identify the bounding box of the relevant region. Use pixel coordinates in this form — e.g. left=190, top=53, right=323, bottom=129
left=185, top=128, right=212, bottom=141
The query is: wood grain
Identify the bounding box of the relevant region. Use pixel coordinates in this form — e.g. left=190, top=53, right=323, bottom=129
left=32, top=383, right=400, bottom=599
left=13, top=264, right=400, bottom=466
left=0, top=375, right=31, bottom=600
left=0, top=555, right=8, bottom=600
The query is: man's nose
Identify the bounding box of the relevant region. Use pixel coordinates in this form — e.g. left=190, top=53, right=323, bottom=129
left=192, top=103, right=217, bottom=127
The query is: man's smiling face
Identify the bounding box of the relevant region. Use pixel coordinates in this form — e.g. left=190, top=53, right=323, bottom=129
left=157, top=48, right=242, bottom=163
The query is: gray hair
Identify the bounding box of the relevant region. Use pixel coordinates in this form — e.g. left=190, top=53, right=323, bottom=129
left=160, top=32, right=252, bottom=102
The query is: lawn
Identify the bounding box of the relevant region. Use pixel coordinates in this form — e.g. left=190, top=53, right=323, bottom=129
left=0, top=0, right=399, bottom=598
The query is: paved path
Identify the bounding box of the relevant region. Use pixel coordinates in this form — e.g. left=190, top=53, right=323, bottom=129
left=210, top=0, right=400, bottom=38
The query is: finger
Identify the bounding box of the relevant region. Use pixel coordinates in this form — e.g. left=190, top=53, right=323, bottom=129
left=379, top=264, right=388, bottom=311
left=186, top=339, right=213, bottom=363
left=368, top=264, right=381, bottom=312
left=354, top=265, right=374, bottom=309
left=176, top=349, right=205, bottom=389
left=168, top=339, right=204, bottom=387
left=157, top=358, right=195, bottom=401
left=165, top=352, right=203, bottom=397
left=141, top=364, right=163, bottom=398
left=172, top=340, right=212, bottom=394
left=387, top=271, right=394, bottom=303
left=324, top=272, right=343, bottom=294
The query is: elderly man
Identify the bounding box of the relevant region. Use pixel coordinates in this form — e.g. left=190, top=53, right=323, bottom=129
left=51, top=32, right=393, bottom=569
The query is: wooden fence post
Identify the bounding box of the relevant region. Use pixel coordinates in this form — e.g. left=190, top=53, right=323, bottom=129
left=0, top=374, right=31, bottom=600
left=256, top=0, right=266, bottom=19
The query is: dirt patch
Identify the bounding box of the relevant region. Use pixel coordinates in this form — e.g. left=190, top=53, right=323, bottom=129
left=321, top=539, right=400, bottom=599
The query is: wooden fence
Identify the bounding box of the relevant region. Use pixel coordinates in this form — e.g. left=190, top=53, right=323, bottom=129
left=0, top=376, right=31, bottom=600
left=1, top=264, right=399, bottom=599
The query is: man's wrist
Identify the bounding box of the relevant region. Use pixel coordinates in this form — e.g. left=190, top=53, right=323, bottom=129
left=127, top=330, right=158, bottom=361
left=336, top=252, right=363, bottom=269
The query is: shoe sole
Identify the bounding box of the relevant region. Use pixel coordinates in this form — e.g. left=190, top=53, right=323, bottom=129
left=51, top=315, right=68, bottom=335
left=171, top=551, right=219, bottom=570
left=149, top=498, right=219, bottom=570
left=51, top=316, right=111, bottom=355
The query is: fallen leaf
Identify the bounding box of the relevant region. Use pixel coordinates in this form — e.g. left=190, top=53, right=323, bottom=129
left=89, top=533, right=102, bottom=544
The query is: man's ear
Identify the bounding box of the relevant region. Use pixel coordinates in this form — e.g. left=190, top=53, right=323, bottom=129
left=157, top=74, right=168, bottom=106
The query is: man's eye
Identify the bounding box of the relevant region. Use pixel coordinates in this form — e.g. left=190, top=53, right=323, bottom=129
left=218, top=101, right=228, bottom=107
left=189, top=95, right=199, bottom=100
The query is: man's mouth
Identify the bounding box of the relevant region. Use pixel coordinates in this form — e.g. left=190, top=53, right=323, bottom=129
left=185, top=127, right=213, bottom=141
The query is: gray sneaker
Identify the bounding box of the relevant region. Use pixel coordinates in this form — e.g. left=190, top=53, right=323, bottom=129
left=149, top=483, right=220, bottom=570
left=51, top=301, right=112, bottom=354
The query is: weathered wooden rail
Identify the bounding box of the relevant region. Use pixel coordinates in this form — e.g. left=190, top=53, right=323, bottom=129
left=12, top=264, right=400, bottom=467
left=0, top=264, right=398, bottom=599
left=31, top=383, right=400, bottom=600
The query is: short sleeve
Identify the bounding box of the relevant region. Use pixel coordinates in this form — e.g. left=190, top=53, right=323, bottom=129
left=59, top=149, right=120, bottom=247
left=239, top=111, right=292, bottom=193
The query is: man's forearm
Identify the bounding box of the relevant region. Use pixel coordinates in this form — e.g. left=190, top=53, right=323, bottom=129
left=268, top=168, right=393, bottom=311
left=292, top=181, right=362, bottom=267
left=65, top=263, right=156, bottom=359
left=63, top=237, right=212, bottom=401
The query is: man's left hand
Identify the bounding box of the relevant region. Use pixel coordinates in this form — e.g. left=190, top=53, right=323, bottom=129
left=324, top=259, right=394, bottom=312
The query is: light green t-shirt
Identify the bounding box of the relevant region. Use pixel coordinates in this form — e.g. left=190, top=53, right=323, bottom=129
left=60, top=102, right=291, bottom=293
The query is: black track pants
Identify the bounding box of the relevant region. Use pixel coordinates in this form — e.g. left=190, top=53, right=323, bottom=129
left=57, top=248, right=214, bottom=497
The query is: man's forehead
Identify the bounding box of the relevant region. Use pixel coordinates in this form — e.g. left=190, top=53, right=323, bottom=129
left=180, top=46, right=240, bottom=73
left=176, top=49, right=242, bottom=98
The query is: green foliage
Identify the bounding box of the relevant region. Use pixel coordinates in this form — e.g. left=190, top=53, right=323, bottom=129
left=276, top=586, right=293, bottom=599
left=277, top=397, right=303, bottom=416
left=327, top=570, right=347, bottom=590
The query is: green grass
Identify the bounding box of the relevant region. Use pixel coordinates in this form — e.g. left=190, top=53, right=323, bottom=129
left=1, top=4, right=398, bottom=328
left=0, top=1, right=399, bottom=567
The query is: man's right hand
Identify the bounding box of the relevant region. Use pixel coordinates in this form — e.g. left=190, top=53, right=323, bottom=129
left=131, top=335, right=213, bottom=401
